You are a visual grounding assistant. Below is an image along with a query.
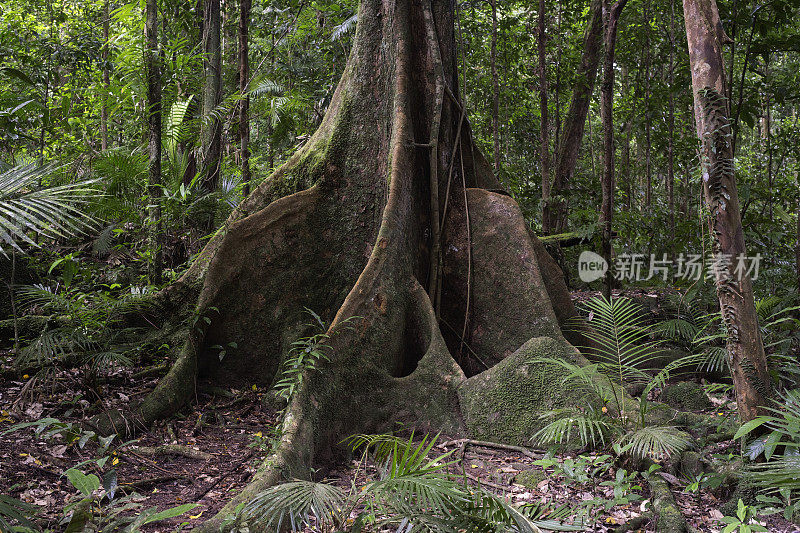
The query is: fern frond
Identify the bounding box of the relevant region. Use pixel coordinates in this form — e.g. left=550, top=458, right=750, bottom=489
left=331, top=14, right=357, bottom=41
left=569, top=296, right=663, bottom=384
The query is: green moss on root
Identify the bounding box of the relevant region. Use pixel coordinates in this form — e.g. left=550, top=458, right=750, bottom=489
left=661, top=381, right=712, bottom=412
left=458, top=336, right=595, bottom=446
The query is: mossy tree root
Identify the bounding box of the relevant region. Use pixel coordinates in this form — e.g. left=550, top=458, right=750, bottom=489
left=649, top=472, right=689, bottom=533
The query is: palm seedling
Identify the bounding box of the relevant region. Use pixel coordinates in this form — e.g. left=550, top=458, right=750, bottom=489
left=532, top=296, right=692, bottom=461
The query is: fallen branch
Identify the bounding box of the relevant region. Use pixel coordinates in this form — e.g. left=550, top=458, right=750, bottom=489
left=648, top=469, right=688, bottom=533
left=130, top=444, right=213, bottom=461
left=464, top=472, right=509, bottom=492
left=441, top=439, right=543, bottom=460
left=121, top=475, right=189, bottom=490
left=131, top=364, right=169, bottom=380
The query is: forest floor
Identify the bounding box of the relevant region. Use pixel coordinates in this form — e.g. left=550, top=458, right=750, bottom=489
left=1, top=289, right=799, bottom=532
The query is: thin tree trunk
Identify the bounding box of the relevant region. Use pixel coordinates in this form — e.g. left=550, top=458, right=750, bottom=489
left=667, top=0, right=677, bottom=248
left=601, top=0, right=627, bottom=299
left=239, top=0, right=251, bottom=196
left=643, top=0, right=652, bottom=208
left=201, top=0, right=222, bottom=193
left=588, top=108, right=597, bottom=180
left=490, top=0, right=500, bottom=173
left=682, top=102, right=692, bottom=214
left=683, top=0, right=771, bottom=421
left=765, top=54, right=773, bottom=219
left=145, top=0, right=163, bottom=284
left=545, top=0, right=604, bottom=234
left=101, top=0, right=110, bottom=152
left=267, top=31, right=275, bottom=172
left=797, top=164, right=800, bottom=294
left=539, top=0, right=551, bottom=234
left=554, top=2, right=563, bottom=156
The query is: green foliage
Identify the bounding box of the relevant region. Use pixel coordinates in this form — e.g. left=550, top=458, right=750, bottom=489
left=532, top=296, right=691, bottom=461
left=274, top=308, right=359, bottom=403
left=0, top=493, right=39, bottom=532
left=733, top=389, right=800, bottom=506
left=533, top=453, right=613, bottom=486
left=3, top=416, right=197, bottom=531
left=718, top=500, right=768, bottom=533
left=0, top=164, right=97, bottom=254
left=13, top=276, right=152, bottom=385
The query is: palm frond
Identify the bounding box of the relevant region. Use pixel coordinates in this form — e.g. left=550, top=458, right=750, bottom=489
left=746, top=455, right=800, bottom=494
left=365, top=472, right=467, bottom=522
left=0, top=494, right=39, bottom=532
left=343, top=433, right=415, bottom=465
left=619, top=426, right=691, bottom=461
left=15, top=327, right=93, bottom=368
left=241, top=480, right=345, bottom=531
left=0, top=164, right=99, bottom=253
left=532, top=408, right=617, bottom=449
left=92, top=224, right=116, bottom=256
left=653, top=318, right=699, bottom=343
left=249, top=78, right=284, bottom=98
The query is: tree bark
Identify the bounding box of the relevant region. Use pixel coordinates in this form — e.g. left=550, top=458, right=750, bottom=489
left=239, top=0, right=251, bottom=196
left=601, top=0, right=627, bottom=299
left=683, top=0, right=772, bottom=421
left=538, top=0, right=551, bottom=234
left=643, top=0, right=652, bottom=208
left=490, top=0, right=501, bottom=174
left=145, top=0, right=162, bottom=284
left=101, top=0, right=110, bottom=152
left=544, top=0, right=604, bottom=234
left=667, top=0, right=677, bottom=249
left=797, top=165, right=800, bottom=294
left=92, top=1, right=599, bottom=529
left=764, top=54, right=773, bottom=220
left=201, top=0, right=222, bottom=193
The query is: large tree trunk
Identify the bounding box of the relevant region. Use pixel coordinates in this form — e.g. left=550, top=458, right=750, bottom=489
left=94, top=0, right=597, bottom=528
left=601, top=0, right=627, bottom=299
left=543, top=0, right=604, bottom=234
left=683, top=0, right=772, bottom=421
